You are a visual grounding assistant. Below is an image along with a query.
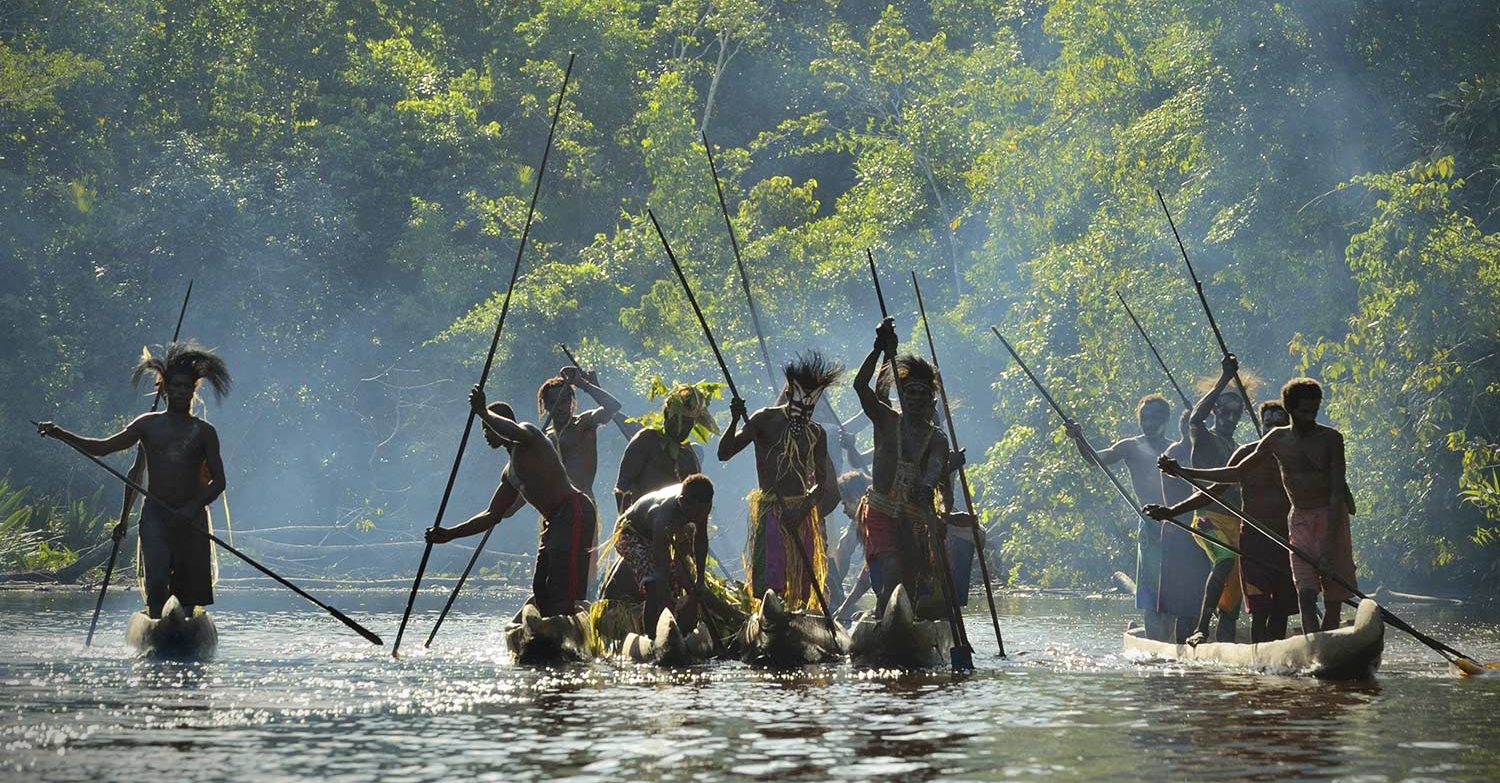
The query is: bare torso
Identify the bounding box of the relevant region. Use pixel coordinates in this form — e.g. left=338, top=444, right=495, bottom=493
left=1264, top=424, right=1343, bottom=510
left=133, top=412, right=219, bottom=507
left=507, top=423, right=581, bottom=514
left=1112, top=434, right=1170, bottom=507
left=868, top=406, right=948, bottom=506
left=743, top=406, right=833, bottom=497
left=548, top=416, right=600, bottom=496
left=617, top=429, right=699, bottom=511
left=1233, top=444, right=1293, bottom=535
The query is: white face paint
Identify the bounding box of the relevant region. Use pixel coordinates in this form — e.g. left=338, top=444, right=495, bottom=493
left=785, top=382, right=825, bottom=436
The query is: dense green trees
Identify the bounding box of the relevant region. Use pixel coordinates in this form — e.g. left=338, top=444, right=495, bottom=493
left=2, top=1, right=1495, bottom=592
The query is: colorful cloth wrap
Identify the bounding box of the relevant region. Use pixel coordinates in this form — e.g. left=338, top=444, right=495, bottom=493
left=612, top=525, right=696, bottom=599
left=1193, top=510, right=1242, bottom=613
left=533, top=491, right=597, bottom=616
left=1287, top=506, right=1357, bottom=603
left=746, top=490, right=828, bottom=612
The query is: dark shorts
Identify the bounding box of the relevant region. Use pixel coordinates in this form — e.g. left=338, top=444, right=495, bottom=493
left=533, top=492, right=597, bottom=616
left=1240, top=519, right=1298, bottom=615
left=139, top=501, right=214, bottom=607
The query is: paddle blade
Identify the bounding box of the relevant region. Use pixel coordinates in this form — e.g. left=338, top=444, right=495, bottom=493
left=1452, top=657, right=1495, bottom=677
left=328, top=607, right=384, bottom=646
left=950, top=643, right=975, bottom=673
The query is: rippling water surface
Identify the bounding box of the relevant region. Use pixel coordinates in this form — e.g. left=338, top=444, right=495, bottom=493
left=2, top=586, right=1497, bottom=782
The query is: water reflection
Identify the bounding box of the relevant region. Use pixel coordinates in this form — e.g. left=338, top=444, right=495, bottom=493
left=0, top=591, right=1496, bottom=783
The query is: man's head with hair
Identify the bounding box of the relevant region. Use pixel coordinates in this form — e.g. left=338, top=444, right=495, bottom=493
left=782, top=351, right=844, bottom=437
left=537, top=376, right=573, bottom=419
left=880, top=354, right=938, bottom=421
left=837, top=470, right=871, bottom=518
left=1259, top=400, right=1290, bottom=429
left=1280, top=377, right=1323, bottom=431
left=133, top=340, right=231, bottom=414
left=680, top=473, right=714, bottom=524
left=482, top=401, right=517, bottom=449
left=1137, top=394, right=1170, bottom=437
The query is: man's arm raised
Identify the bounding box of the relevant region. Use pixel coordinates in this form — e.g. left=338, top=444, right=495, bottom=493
left=565, top=367, right=623, bottom=429
left=1189, top=354, right=1238, bottom=429
left=470, top=386, right=533, bottom=445
left=854, top=318, right=897, bottom=421
left=716, top=397, right=753, bottom=461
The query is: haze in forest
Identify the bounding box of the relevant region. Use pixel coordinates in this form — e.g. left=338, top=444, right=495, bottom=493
left=1, top=1, right=1496, bottom=594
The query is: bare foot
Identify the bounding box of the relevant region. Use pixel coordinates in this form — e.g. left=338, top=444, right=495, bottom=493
left=1184, top=631, right=1208, bottom=647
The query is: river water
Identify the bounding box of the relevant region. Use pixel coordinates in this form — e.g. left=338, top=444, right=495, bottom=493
left=1, top=585, right=1496, bottom=782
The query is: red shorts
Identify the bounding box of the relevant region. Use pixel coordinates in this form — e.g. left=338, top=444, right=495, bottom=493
left=534, top=491, right=597, bottom=615
left=859, top=501, right=900, bottom=560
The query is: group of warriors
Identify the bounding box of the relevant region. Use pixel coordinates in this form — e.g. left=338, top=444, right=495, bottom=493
left=35, top=320, right=1358, bottom=667
left=1082, top=354, right=1358, bottom=648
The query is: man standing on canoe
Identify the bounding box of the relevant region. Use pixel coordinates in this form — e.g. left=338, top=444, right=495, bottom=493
left=1163, top=378, right=1358, bottom=635
left=537, top=366, right=623, bottom=587
left=602, top=382, right=717, bottom=599
left=614, top=382, right=717, bottom=513
left=608, top=475, right=714, bottom=630
left=1065, top=394, right=1174, bottom=640
left=1156, top=408, right=1209, bottom=642
left=427, top=386, right=596, bottom=617
left=853, top=318, right=953, bottom=617
left=35, top=341, right=230, bottom=619
left=1147, top=401, right=1298, bottom=642
left=1169, top=355, right=1250, bottom=645
left=717, top=352, right=843, bottom=611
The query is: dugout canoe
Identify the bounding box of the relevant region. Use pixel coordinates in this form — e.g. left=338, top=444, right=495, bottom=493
left=738, top=590, right=849, bottom=667
left=503, top=602, right=596, bottom=666
left=847, top=584, right=955, bottom=669
left=125, top=596, right=217, bottom=660
left=1123, top=598, right=1384, bottom=680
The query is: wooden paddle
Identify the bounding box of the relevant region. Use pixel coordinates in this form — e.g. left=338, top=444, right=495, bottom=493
left=912, top=272, right=1006, bottom=658
left=392, top=53, right=575, bottom=657
left=38, top=425, right=383, bottom=646
left=86, top=280, right=193, bottom=647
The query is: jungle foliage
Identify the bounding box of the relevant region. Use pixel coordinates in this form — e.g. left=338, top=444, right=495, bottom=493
left=2, top=1, right=1496, bottom=591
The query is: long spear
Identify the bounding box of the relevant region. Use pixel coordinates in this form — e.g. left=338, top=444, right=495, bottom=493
left=911, top=272, right=1005, bottom=657
left=868, top=250, right=973, bottom=671
left=85, top=280, right=194, bottom=647
left=988, top=328, right=1136, bottom=549
left=647, top=209, right=839, bottom=634
left=392, top=53, right=575, bottom=657
left=1114, top=290, right=1191, bottom=409
left=39, top=424, right=382, bottom=645
left=701, top=132, right=864, bottom=469
left=1155, top=190, right=1262, bottom=435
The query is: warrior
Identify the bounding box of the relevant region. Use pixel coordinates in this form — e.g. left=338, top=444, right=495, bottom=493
left=1163, top=378, right=1357, bottom=635
left=718, top=352, right=843, bottom=611
left=853, top=318, right=953, bottom=617
left=1147, top=401, right=1297, bottom=642
left=36, top=341, right=230, bottom=619
left=607, top=476, right=714, bottom=630
left=1179, top=355, right=1249, bottom=645
left=1066, top=394, right=1174, bottom=640
left=426, top=386, right=596, bottom=617
left=536, top=366, right=623, bottom=586
left=1155, top=408, right=1209, bottom=642
left=602, top=382, right=719, bottom=600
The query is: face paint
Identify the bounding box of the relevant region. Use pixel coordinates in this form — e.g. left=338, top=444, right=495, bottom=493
left=785, top=382, right=825, bottom=437
left=901, top=381, right=936, bottom=420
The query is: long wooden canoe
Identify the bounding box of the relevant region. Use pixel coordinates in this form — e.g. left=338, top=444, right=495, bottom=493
left=848, top=584, right=954, bottom=669
left=1123, top=598, right=1384, bottom=680
left=125, top=596, right=217, bottom=660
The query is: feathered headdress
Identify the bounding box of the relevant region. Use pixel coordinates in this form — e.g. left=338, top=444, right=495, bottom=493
left=877, top=354, right=939, bottom=397
left=132, top=340, right=232, bottom=400
left=783, top=350, right=844, bottom=394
